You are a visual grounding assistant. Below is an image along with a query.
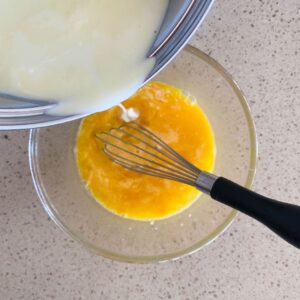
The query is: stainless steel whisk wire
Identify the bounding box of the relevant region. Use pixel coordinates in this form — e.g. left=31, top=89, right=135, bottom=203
left=96, top=122, right=216, bottom=192
left=96, top=121, right=300, bottom=249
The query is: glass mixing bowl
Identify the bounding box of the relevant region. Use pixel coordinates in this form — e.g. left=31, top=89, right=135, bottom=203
left=29, top=45, right=257, bottom=263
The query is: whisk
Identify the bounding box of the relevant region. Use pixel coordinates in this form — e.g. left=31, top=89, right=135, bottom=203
left=96, top=122, right=300, bottom=249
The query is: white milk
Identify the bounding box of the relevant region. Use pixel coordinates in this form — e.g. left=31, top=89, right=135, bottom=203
left=0, top=0, right=168, bottom=115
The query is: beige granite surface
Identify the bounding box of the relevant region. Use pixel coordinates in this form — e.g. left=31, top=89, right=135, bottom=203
left=1, top=0, right=300, bottom=299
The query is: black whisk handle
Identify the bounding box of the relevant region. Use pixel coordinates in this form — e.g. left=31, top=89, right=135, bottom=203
left=210, top=177, right=300, bottom=249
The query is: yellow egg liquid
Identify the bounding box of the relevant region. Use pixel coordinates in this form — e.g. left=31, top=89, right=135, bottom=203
left=76, top=82, right=216, bottom=220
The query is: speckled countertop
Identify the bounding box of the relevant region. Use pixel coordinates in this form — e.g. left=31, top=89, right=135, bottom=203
left=1, top=1, right=300, bottom=299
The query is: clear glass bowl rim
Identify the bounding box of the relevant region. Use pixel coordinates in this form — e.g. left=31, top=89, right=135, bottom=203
left=28, top=45, right=258, bottom=263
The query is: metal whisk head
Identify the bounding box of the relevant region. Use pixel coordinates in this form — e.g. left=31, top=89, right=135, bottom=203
left=96, top=122, right=202, bottom=187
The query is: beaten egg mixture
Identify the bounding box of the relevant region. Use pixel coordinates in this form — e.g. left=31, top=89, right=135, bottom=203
left=76, top=82, right=215, bottom=220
